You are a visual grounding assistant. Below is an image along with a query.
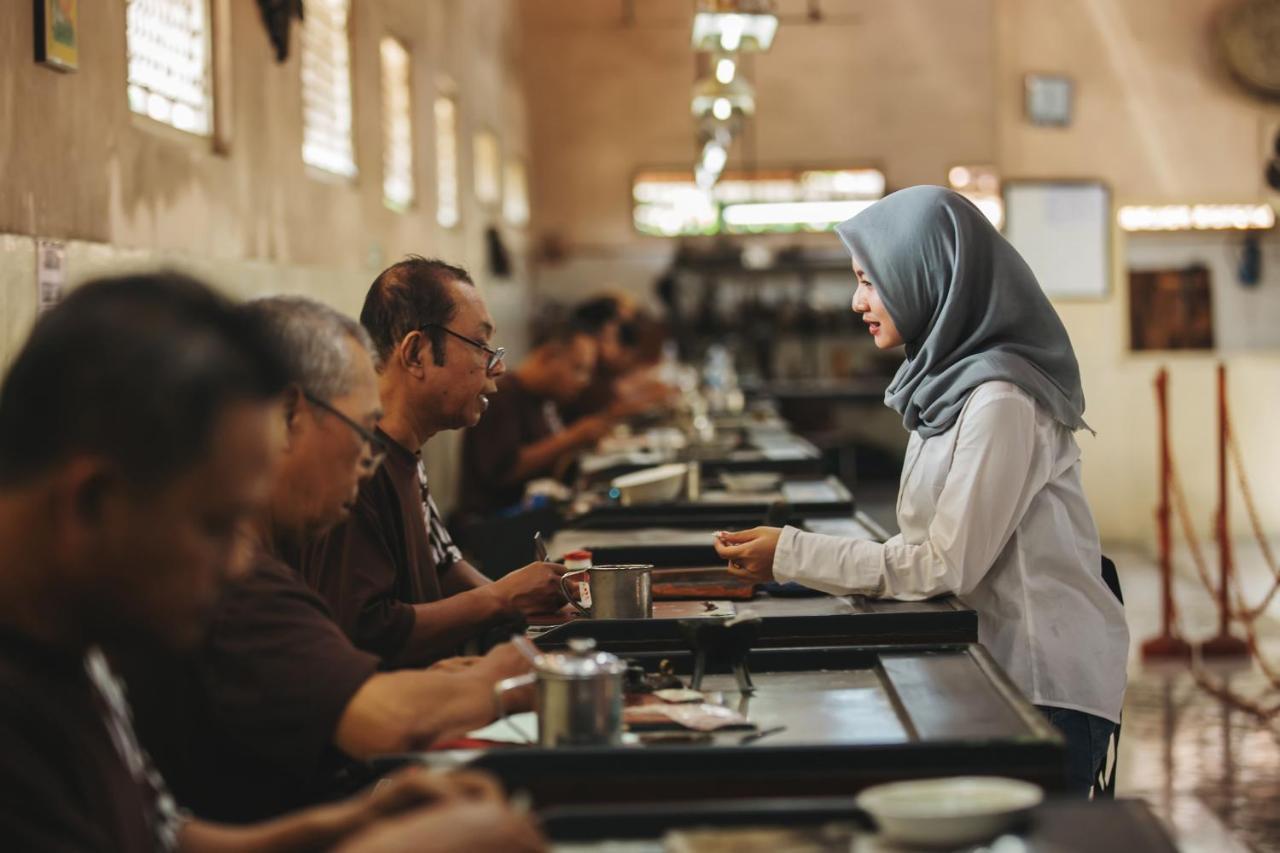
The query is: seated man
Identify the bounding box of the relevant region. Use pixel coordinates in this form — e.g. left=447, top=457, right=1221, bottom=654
left=121, top=295, right=533, bottom=823
left=456, top=321, right=615, bottom=523
left=559, top=294, right=668, bottom=422
left=304, top=257, right=567, bottom=666
left=0, top=275, right=542, bottom=851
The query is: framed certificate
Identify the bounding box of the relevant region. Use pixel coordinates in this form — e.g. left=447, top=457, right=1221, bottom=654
left=35, top=0, right=78, bottom=72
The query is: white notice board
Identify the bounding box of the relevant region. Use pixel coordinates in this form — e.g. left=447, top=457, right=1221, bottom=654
left=1003, top=181, right=1111, bottom=299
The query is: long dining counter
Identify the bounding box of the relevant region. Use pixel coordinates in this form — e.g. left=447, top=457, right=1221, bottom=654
left=401, top=643, right=1066, bottom=807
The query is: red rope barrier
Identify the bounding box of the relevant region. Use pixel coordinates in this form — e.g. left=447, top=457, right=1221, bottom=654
left=1154, top=363, right=1280, bottom=720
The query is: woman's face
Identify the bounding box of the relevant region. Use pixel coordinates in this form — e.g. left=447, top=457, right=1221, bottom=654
left=850, top=263, right=904, bottom=349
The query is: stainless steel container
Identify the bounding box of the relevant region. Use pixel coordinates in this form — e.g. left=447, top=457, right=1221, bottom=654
left=494, top=637, right=626, bottom=747
left=559, top=563, right=653, bottom=619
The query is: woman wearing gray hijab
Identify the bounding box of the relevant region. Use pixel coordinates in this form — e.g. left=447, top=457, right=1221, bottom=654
left=714, top=185, right=1128, bottom=797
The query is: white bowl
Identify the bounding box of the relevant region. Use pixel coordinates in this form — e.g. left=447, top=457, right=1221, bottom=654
left=611, top=463, right=688, bottom=506
left=855, top=776, right=1043, bottom=849
left=719, top=471, right=782, bottom=494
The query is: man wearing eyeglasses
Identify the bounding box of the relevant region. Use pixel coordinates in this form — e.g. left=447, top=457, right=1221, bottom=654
left=0, top=278, right=542, bottom=850
left=119, top=295, right=538, bottom=824
left=303, top=257, right=568, bottom=667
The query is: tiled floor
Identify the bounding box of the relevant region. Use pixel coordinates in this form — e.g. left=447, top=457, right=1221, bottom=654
left=1112, top=542, right=1280, bottom=853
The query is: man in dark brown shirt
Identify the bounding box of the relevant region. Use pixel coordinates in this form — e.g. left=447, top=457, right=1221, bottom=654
left=123, top=297, right=533, bottom=823
left=561, top=295, right=675, bottom=425
left=457, top=323, right=616, bottom=519
left=306, top=258, right=569, bottom=666
left=0, top=276, right=543, bottom=851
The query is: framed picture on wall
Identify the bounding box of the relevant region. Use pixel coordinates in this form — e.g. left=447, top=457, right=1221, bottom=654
left=35, top=0, right=79, bottom=72
left=1003, top=180, right=1111, bottom=299
left=1129, top=266, right=1215, bottom=351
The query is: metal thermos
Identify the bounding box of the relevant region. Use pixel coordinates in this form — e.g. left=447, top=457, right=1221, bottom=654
left=494, top=637, right=627, bottom=747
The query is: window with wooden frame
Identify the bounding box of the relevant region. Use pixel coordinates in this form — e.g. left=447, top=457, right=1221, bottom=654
left=301, top=0, right=356, bottom=178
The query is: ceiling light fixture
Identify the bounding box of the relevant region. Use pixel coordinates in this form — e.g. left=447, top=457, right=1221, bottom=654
left=692, top=0, right=779, bottom=53
left=715, top=56, right=737, bottom=84
left=691, top=75, right=755, bottom=120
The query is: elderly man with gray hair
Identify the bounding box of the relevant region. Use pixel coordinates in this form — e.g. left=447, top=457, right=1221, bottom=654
left=120, top=296, right=537, bottom=832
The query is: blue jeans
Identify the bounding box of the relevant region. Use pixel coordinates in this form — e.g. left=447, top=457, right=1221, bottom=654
left=1037, top=706, right=1115, bottom=797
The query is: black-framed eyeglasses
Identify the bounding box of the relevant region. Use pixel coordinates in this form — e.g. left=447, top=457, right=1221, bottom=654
left=422, top=324, right=506, bottom=375
left=302, top=390, right=388, bottom=472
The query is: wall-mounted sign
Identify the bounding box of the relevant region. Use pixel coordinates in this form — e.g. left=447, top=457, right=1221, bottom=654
left=35, top=0, right=79, bottom=72
left=1117, top=204, right=1275, bottom=232
left=1024, top=73, right=1073, bottom=127
left=36, top=240, right=67, bottom=315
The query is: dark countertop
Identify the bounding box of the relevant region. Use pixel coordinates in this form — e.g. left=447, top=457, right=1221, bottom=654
left=404, top=644, right=1065, bottom=806
left=541, top=797, right=1177, bottom=852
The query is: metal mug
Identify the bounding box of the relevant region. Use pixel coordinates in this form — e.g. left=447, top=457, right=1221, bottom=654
left=493, top=638, right=626, bottom=747
left=559, top=564, right=654, bottom=619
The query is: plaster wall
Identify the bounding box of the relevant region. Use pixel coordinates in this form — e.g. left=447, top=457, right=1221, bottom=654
left=0, top=0, right=534, bottom=509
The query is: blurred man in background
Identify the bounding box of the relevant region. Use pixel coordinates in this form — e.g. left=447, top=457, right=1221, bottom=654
left=456, top=321, right=613, bottom=524
left=563, top=294, right=675, bottom=425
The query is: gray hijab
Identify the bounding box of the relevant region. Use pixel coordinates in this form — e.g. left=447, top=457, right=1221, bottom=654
left=834, top=185, right=1090, bottom=439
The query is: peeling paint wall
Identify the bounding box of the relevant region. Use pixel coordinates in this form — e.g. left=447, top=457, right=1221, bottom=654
left=0, top=0, right=533, bottom=509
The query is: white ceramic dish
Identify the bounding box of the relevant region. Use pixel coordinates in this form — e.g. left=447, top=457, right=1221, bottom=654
left=611, top=463, right=688, bottom=506
left=855, top=776, right=1043, bottom=848
left=719, top=471, right=782, bottom=494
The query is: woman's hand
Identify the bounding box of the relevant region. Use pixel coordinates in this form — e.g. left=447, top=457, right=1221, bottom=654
left=713, top=527, right=783, bottom=583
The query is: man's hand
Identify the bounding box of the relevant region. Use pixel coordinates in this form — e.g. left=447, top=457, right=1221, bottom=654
left=473, top=642, right=534, bottom=683
left=470, top=642, right=536, bottom=714
left=610, top=377, right=677, bottom=418
left=362, top=768, right=504, bottom=820
left=334, top=800, right=546, bottom=853
left=713, top=527, right=783, bottom=584
left=426, top=656, right=481, bottom=673
left=489, top=561, right=568, bottom=617
left=568, top=415, right=614, bottom=447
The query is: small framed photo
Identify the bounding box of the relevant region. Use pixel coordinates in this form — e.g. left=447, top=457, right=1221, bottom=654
left=35, top=0, right=79, bottom=72
left=1024, top=73, right=1072, bottom=127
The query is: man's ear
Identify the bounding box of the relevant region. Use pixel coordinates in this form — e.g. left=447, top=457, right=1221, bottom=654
left=59, top=457, right=122, bottom=528
left=280, top=385, right=305, bottom=449
left=399, top=331, right=430, bottom=378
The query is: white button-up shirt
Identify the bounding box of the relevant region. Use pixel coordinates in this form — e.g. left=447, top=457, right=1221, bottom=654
left=774, top=381, right=1129, bottom=723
